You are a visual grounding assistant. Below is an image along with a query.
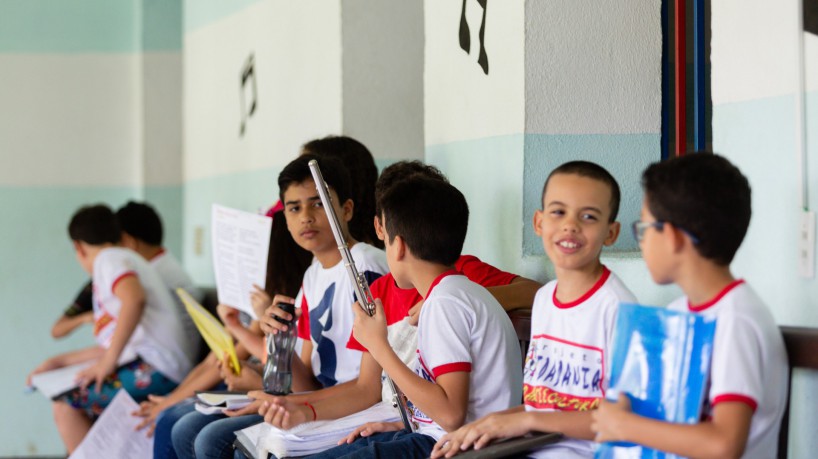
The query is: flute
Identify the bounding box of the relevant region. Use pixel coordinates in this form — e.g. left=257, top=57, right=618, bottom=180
left=308, top=159, right=416, bottom=433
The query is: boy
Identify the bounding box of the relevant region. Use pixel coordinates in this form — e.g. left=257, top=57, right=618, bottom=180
left=432, top=161, right=637, bottom=459
left=27, top=205, right=194, bottom=454
left=242, top=161, right=539, bottom=433
left=591, top=153, right=788, bottom=458
left=308, top=175, right=522, bottom=459
left=171, top=154, right=389, bottom=459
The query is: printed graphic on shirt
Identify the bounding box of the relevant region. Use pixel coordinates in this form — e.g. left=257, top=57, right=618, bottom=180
left=310, top=283, right=338, bottom=387
left=523, top=334, right=605, bottom=411
left=408, top=353, right=435, bottom=425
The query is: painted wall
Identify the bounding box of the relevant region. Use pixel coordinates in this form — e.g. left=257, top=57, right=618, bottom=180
left=0, top=1, right=182, bottom=455
left=711, top=1, right=818, bottom=456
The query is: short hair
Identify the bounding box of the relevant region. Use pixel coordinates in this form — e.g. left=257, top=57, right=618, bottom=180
left=116, top=201, right=163, bottom=246
left=380, top=176, right=468, bottom=266
left=642, top=152, right=751, bottom=266
left=541, top=161, right=621, bottom=222
left=375, top=161, right=448, bottom=215
left=302, top=136, right=381, bottom=248
left=278, top=153, right=353, bottom=207
left=68, top=204, right=121, bottom=245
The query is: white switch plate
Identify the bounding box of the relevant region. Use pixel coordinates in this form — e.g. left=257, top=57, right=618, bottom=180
left=799, top=210, right=816, bottom=278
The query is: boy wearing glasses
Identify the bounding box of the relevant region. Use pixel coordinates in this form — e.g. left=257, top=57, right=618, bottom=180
left=433, top=161, right=636, bottom=459
left=593, top=153, right=788, bottom=458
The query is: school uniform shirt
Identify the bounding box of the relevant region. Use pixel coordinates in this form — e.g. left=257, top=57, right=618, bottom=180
left=346, top=255, right=519, bottom=403
left=151, top=249, right=202, bottom=361
left=411, top=271, right=523, bottom=441
left=296, top=242, right=388, bottom=388
left=92, top=247, right=194, bottom=383
left=667, top=280, right=788, bottom=459
left=524, top=267, right=636, bottom=459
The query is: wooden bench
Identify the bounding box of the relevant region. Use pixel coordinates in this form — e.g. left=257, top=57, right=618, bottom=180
left=777, top=326, right=818, bottom=459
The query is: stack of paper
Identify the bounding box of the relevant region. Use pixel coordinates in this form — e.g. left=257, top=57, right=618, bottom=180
left=194, top=390, right=253, bottom=415
left=177, top=288, right=241, bottom=373
left=235, top=401, right=400, bottom=459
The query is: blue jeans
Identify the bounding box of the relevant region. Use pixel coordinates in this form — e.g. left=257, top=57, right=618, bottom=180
left=154, top=398, right=197, bottom=459
left=172, top=410, right=264, bottom=459
left=307, top=430, right=435, bottom=459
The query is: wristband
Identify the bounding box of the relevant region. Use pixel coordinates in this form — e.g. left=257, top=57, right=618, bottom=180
left=304, top=402, right=317, bottom=421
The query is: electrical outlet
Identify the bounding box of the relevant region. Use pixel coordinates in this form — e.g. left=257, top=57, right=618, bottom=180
left=799, top=211, right=816, bottom=278
left=194, top=226, right=204, bottom=256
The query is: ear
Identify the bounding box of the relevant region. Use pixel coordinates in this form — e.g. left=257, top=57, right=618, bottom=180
left=393, top=235, right=407, bottom=262
left=533, top=210, right=544, bottom=237
left=374, top=215, right=385, bottom=241
left=664, top=223, right=687, bottom=253
left=341, top=199, right=354, bottom=223
left=603, top=221, right=621, bottom=247
left=73, top=240, right=86, bottom=257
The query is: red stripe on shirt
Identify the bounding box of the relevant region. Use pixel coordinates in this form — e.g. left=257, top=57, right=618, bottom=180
left=426, top=269, right=461, bottom=298
left=688, top=279, right=745, bottom=312
left=712, top=393, right=758, bottom=412
left=432, top=362, right=472, bottom=378
left=553, top=266, right=610, bottom=308
left=111, top=271, right=137, bottom=292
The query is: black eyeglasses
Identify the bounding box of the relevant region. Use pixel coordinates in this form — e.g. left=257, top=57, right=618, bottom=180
left=631, top=220, right=700, bottom=244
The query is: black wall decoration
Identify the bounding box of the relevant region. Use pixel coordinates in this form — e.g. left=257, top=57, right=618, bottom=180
left=458, top=0, right=489, bottom=75
left=239, top=53, right=258, bottom=136
left=805, top=0, right=818, bottom=35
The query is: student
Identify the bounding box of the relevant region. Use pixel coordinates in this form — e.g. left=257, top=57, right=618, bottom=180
left=116, top=200, right=202, bottom=358
left=308, top=175, right=522, bottom=459
left=27, top=205, right=194, bottom=454
left=172, top=154, right=388, bottom=459
left=591, top=153, right=788, bottom=459
left=431, top=160, right=637, bottom=459
left=137, top=205, right=311, bottom=459
left=238, top=160, right=540, bottom=436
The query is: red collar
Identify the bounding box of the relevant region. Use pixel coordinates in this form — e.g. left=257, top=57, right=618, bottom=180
left=426, top=269, right=461, bottom=298
left=148, top=248, right=166, bottom=261
left=688, top=279, right=745, bottom=312
left=553, top=266, right=611, bottom=309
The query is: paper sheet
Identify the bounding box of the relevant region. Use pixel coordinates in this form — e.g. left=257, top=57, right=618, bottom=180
left=211, top=204, right=272, bottom=319
left=30, top=350, right=138, bottom=400
left=69, top=390, right=152, bottom=459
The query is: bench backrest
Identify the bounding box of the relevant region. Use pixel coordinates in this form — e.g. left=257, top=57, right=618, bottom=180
left=778, top=326, right=818, bottom=459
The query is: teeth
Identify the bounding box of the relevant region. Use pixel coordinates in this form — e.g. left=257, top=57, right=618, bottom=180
left=558, top=241, right=578, bottom=249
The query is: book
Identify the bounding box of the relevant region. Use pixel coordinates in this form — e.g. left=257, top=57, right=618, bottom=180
left=234, top=401, right=400, bottom=459
left=595, top=303, right=717, bottom=459
left=177, top=288, right=241, bottom=374
left=194, top=390, right=253, bottom=415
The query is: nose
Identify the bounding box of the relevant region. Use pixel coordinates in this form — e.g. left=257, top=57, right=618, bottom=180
left=562, top=216, right=580, bottom=233
left=299, top=206, right=316, bottom=225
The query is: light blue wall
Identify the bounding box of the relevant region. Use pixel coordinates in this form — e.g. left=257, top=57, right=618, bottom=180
left=184, top=0, right=264, bottom=33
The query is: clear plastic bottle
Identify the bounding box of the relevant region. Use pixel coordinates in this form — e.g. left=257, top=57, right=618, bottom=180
left=262, top=302, right=297, bottom=395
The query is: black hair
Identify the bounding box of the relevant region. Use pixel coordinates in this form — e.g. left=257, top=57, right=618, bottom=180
left=115, top=201, right=163, bottom=246
left=641, top=152, right=751, bottom=266
left=302, top=135, right=381, bottom=248
left=380, top=176, right=469, bottom=266
left=541, top=161, right=621, bottom=222
left=375, top=161, right=447, bottom=215
left=68, top=204, right=122, bottom=245
left=278, top=153, right=353, bottom=207
left=266, top=210, right=313, bottom=298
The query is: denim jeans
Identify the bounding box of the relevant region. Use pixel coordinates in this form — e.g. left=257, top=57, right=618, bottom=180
left=154, top=398, right=197, bottom=459
left=306, top=430, right=435, bottom=459
left=171, top=409, right=264, bottom=459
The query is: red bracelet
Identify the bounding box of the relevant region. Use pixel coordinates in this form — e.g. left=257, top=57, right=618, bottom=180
left=304, top=402, right=317, bottom=421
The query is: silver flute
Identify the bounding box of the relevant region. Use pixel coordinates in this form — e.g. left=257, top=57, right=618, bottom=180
left=308, top=159, right=416, bottom=433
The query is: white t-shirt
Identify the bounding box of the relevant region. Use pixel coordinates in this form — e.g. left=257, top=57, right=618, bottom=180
left=524, top=267, right=636, bottom=459
left=296, top=243, right=388, bottom=388
left=92, top=247, right=194, bottom=383
left=151, top=249, right=201, bottom=360
left=411, top=271, right=523, bottom=441
left=667, top=280, right=787, bottom=459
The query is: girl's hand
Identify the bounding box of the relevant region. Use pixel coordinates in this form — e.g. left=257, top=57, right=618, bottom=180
left=216, top=304, right=242, bottom=331
left=224, top=399, right=263, bottom=417
left=260, top=295, right=297, bottom=335
left=431, top=412, right=530, bottom=458
left=220, top=358, right=262, bottom=391
left=258, top=398, right=312, bottom=429
left=338, top=421, right=402, bottom=445
left=591, top=393, right=632, bottom=443
left=351, top=298, right=388, bottom=351
left=132, top=394, right=169, bottom=437
left=250, top=285, right=273, bottom=319
left=75, top=356, right=116, bottom=393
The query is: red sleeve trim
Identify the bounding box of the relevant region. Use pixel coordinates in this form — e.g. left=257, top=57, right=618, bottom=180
left=297, top=293, right=311, bottom=340
left=712, top=393, right=758, bottom=412
left=432, top=362, right=472, bottom=378
left=111, top=271, right=137, bottom=293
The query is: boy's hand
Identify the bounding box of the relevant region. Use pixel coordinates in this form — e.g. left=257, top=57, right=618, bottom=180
left=132, top=394, right=169, bottom=437
left=407, top=299, right=424, bottom=326
left=219, top=357, right=262, bottom=391
left=250, top=285, right=273, bottom=319
left=431, top=411, right=531, bottom=458
left=260, top=295, right=297, bottom=335
left=591, top=393, right=632, bottom=443
left=351, top=298, right=388, bottom=351
left=216, top=304, right=242, bottom=331
left=26, top=357, right=61, bottom=386
left=338, top=421, right=402, bottom=445
left=76, top=356, right=116, bottom=393
left=224, top=398, right=263, bottom=417
left=257, top=398, right=312, bottom=429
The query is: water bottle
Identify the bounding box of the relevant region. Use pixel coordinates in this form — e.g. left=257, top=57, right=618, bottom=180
left=262, top=302, right=297, bottom=395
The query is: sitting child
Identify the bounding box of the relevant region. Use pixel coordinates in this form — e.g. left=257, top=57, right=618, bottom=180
left=27, top=204, right=194, bottom=454
left=592, top=152, right=788, bottom=458
left=432, top=161, right=636, bottom=459
left=310, top=174, right=523, bottom=459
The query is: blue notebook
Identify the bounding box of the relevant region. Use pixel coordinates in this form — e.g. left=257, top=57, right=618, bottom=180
left=595, top=303, right=717, bottom=459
